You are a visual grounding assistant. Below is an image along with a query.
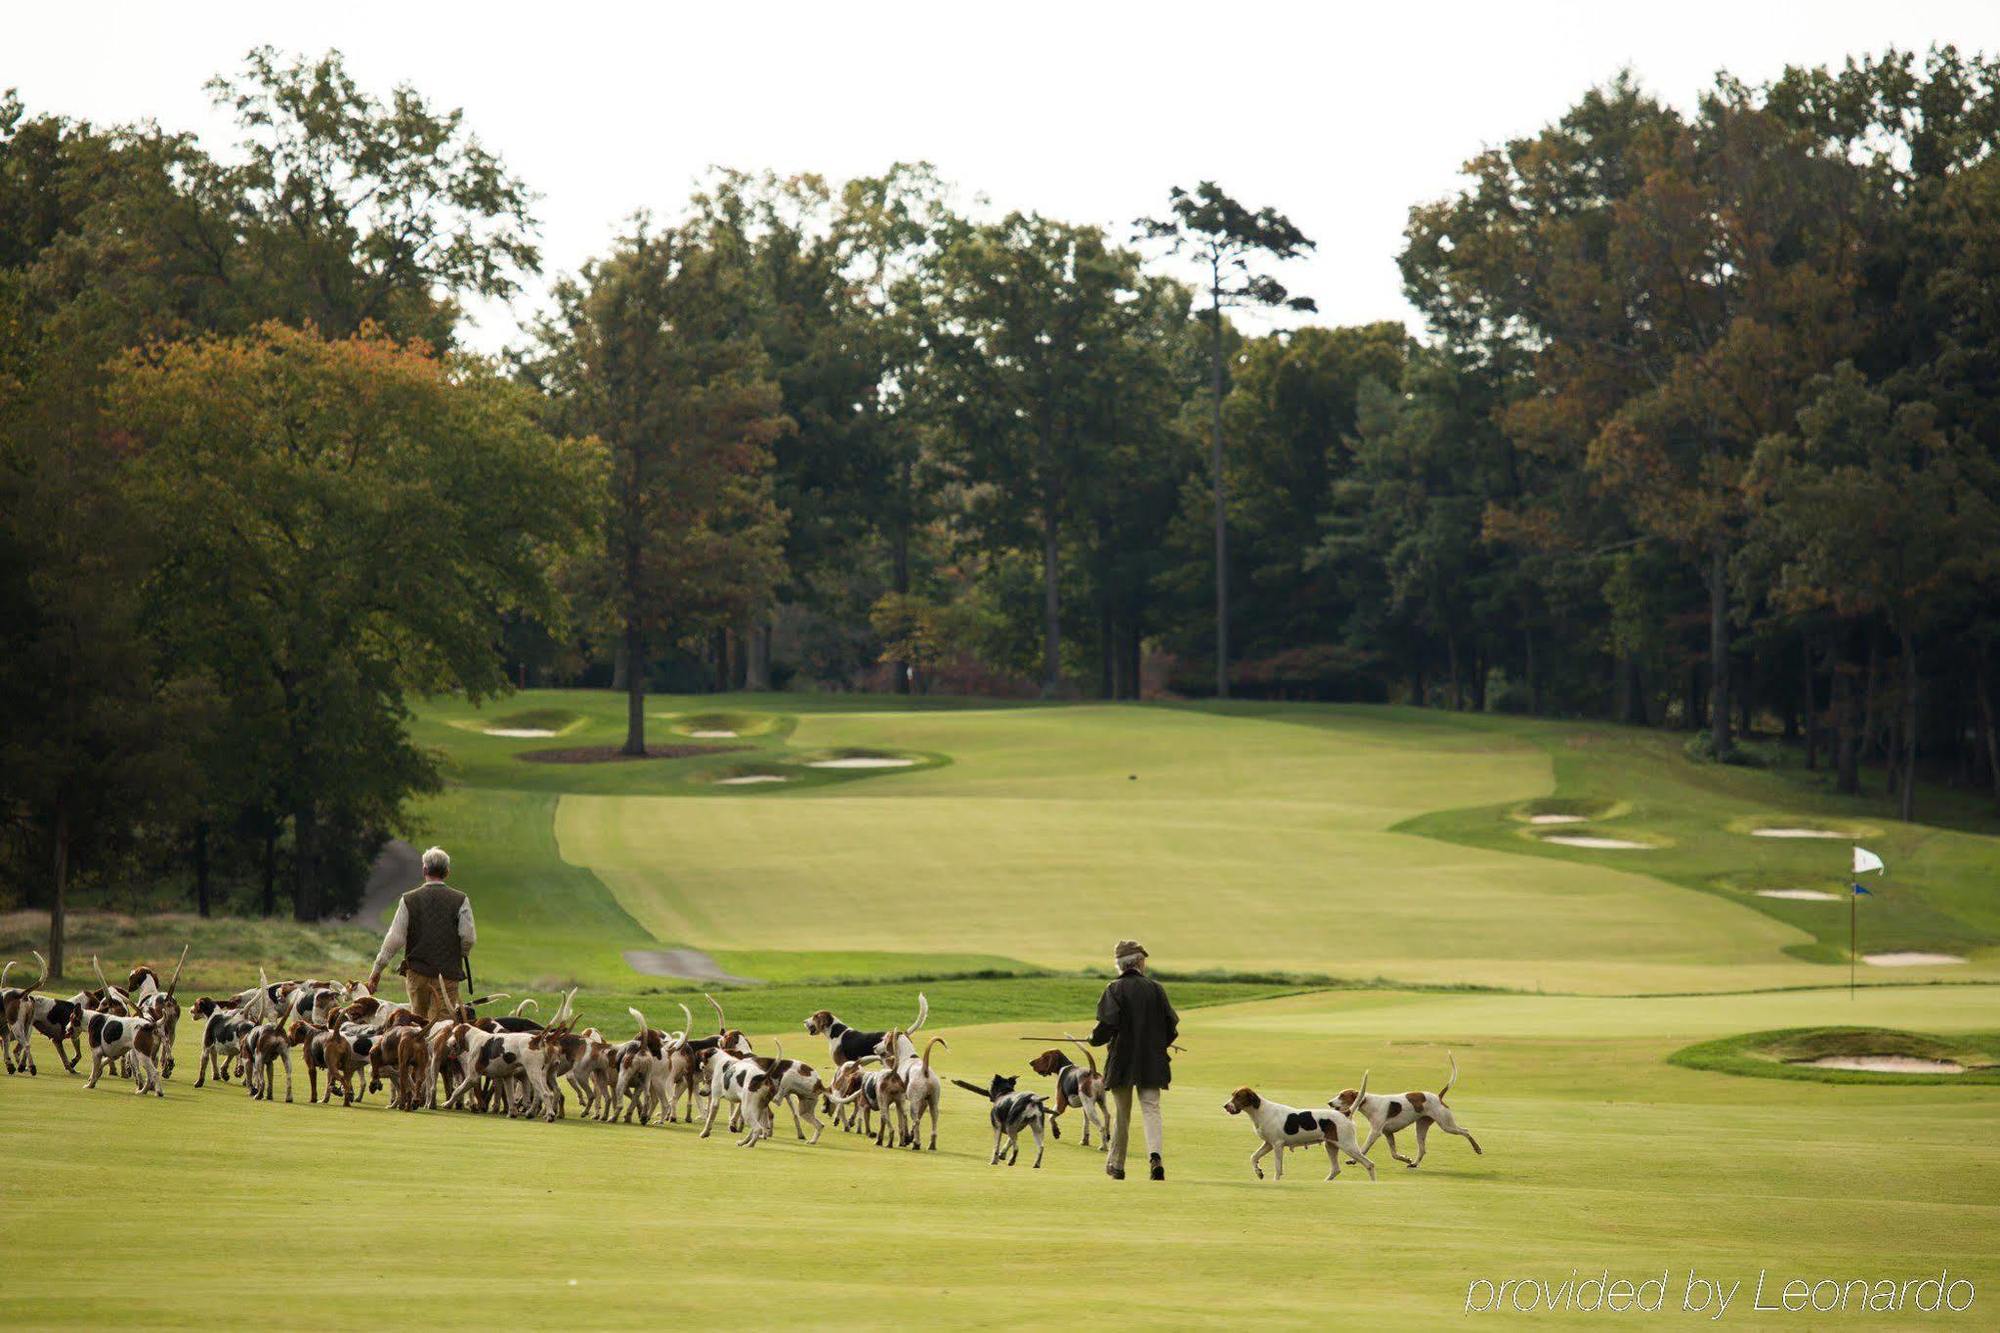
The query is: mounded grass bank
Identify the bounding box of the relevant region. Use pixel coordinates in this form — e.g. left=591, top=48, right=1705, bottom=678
left=481, top=707, right=584, bottom=733
left=1669, top=1026, right=2000, bottom=1085
left=1400, top=716, right=2000, bottom=975
left=660, top=710, right=794, bottom=740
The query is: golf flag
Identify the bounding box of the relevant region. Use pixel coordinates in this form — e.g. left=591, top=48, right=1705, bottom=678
left=1852, top=882, right=1872, bottom=896
left=1853, top=845, right=1886, bottom=876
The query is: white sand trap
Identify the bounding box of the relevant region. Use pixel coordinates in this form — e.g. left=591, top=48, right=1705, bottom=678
left=1864, top=952, right=1968, bottom=967
left=1528, top=814, right=1587, bottom=825
left=485, top=727, right=557, bottom=737
left=689, top=729, right=738, bottom=738
left=716, top=774, right=789, bottom=785
left=1803, top=1055, right=1964, bottom=1074
left=1541, top=835, right=1653, bottom=849
left=1751, top=827, right=1844, bottom=839
left=808, top=757, right=917, bottom=769
left=1756, top=889, right=1844, bottom=901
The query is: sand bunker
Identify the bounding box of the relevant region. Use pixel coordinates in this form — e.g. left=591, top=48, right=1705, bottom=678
left=716, top=774, right=789, bottom=785
left=486, top=727, right=558, bottom=738
left=1864, top=952, right=1968, bottom=967
left=1756, top=888, right=1844, bottom=901
left=1751, top=827, right=1844, bottom=839
left=689, top=729, right=738, bottom=738
left=808, top=756, right=917, bottom=769
left=1541, top=835, right=1652, bottom=849
left=1802, top=1055, right=1965, bottom=1074
left=1528, top=814, right=1587, bottom=825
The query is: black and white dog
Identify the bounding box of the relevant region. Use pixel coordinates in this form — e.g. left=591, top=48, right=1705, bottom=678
left=1223, top=1073, right=1376, bottom=1182
left=804, top=992, right=926, bottom=1067
left=194, top=1008, right=257, bottom=1086
left=952, top=1073, right=1050, bottom=1167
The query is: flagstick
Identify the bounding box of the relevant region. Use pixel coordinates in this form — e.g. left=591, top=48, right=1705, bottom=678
left=1849, top=885, right=1856, bottom=1001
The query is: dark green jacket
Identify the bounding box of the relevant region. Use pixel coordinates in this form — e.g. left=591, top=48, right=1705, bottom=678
left=1090, top=968, right=1178, bottom=1089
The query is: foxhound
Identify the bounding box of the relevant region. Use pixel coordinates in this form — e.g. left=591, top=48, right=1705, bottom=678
left=1329, top=1053, right=1482, bottom=1168
left=8, top=952, right=84, bottom=1074
left=877, top=1028, right=949, bottom=1151
left=1028, top=1042, right=1110, bottom=1150
left=697, top=1047, right=777, bottom=1147
left=1223, top=1076, right=1376, bottom=1182
left=241, top=1021, right=295, bottom=1102
left=804, top=992, right=926, bottom=1067
left=952, top=1073, right=1050, bottom=1167
left=193, top=1009, right=257, bottom=1087
left=79, top=982, right=165, bottom=1097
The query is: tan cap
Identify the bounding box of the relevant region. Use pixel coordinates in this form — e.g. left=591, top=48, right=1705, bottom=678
left=1114, top=939, right=1147, bottom=959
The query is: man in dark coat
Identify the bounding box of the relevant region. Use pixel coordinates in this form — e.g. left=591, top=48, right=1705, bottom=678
left=1089, top=939, right=1178, bottom=1181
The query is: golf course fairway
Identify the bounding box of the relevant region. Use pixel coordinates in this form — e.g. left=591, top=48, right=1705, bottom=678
left=6, top=693, right=1997, bottom=1327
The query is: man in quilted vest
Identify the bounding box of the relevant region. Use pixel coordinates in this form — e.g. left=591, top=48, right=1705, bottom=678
left=365, top=845, right=476, bottom=1021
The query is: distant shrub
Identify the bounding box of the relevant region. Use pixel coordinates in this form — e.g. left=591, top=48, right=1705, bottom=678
left=1684, top=730, right=1773, bottom=767
left=1205, top=644, right=1390, bottom=702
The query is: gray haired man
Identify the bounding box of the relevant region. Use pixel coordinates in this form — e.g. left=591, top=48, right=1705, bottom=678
left=365, top=845, right=476, bottom=1022
left=1089, top=939, right=1178, bottom=1181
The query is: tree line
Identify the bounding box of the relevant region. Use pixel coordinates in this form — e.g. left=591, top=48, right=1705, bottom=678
left=5, top=46, right=1999, bottom=965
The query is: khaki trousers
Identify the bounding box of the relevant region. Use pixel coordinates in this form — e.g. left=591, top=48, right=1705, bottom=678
left=1107, top=1086, right=1163, bottom=1172
left=405, top=971, right=460, bottom=1023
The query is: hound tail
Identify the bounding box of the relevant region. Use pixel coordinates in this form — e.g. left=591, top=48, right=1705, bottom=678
left=678, top=1002, right=695, bottom=1034
left=510, top=998, right=540, bottom=1017
left=705, top=993, right=727, bottom=1034
left=91, top=956, right=131, bottom=1010
left=921, top=1036, right=949, bottom=1075
left=1440, top=1051, right=1458, bottom=1102
left=909, top=992, right=929, bottom=1034
left=552, top=988, right=578, bottom=1031
left=628, top=1007, right=652, bottom=1038
left=1355, top=1069, right=1370, bottom=1106
left=1063, top=1033, right=1098, bottom=1076
left=2, top=960, right=14, bottom=990
left=166, top=943, right=189, bottom=997
left=30, top=950, right=50, bottom=992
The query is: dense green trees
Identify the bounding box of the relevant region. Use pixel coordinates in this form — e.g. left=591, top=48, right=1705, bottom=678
left=525, top=221, right=786, bottom=754
left=118, top=326, right=597, bottom=919
left=0, top=54, right=589, bottom=960
left=1139, top=183, right=1318, bottom=697
left=10, top=43, right=2000, bottom=943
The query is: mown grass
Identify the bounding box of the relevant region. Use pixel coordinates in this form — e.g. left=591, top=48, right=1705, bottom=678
left=7, top=985, right=1997, bottom=1328
left=13, top=695, right=2000, bottom=1326
left=529, top=694, right=1827, bottom=993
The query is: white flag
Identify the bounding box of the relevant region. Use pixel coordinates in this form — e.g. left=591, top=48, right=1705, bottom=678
left=1853, top=846, right=1886, bottom=875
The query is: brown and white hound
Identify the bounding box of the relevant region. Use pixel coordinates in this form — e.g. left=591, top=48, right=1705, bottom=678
left=1028, top=1042, right=1109, bottom=1151
left=1329, top=1052, right=1482, bottom=1168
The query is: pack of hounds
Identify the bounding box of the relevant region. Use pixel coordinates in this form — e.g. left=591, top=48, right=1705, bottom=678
left=3, top=948, right=1482, bottom=1179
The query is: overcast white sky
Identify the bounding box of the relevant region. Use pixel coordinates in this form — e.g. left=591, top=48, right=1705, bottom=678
left=11, top=2, right=1997, bottom=351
